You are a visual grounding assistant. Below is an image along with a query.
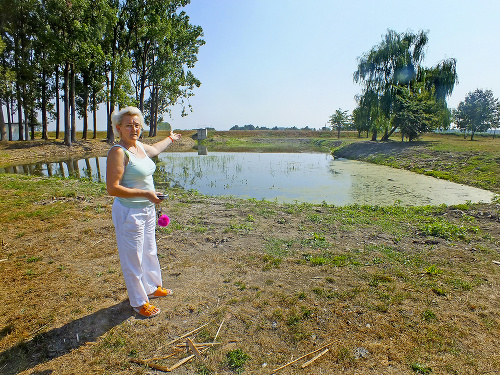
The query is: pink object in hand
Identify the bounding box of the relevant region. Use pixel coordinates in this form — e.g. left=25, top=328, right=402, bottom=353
left=158, top=214, right=170, bottom=227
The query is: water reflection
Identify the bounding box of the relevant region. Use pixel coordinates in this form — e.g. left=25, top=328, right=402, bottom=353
left=0, top=157, right=106, bottom=182
left=0, top=152, right=496, bottom=206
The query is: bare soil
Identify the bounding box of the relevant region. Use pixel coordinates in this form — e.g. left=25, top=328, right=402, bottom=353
left=0, top=139, right=499, bottom=375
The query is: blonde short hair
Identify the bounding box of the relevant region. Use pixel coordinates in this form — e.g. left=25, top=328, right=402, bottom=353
left=111, top=106, right=145, bottom=138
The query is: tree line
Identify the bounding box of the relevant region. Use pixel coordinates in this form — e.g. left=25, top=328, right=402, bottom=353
left=229, top=124, right=318, bottom=131
left=0, top=0, right=204, bottom=145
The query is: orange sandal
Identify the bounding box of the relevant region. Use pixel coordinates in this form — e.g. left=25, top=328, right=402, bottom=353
left=134, top=302, right=160, bottom=318
left=148, top=286, right=173, bottom=299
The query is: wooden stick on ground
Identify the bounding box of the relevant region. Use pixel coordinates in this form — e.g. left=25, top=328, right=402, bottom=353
left=176, top=342, right=221, bottom=349
left=186, top=338, right=204, bottom=362
left=140, top=350, right=181, bottom=363
left=271, top=342, right=335, bottom=373
left=300, top=348, right=329, bottom=369
left=168, top=354, right=196, bottom=371
left=130, top=359, right=171, bottom=372
left=214, top=318, right=225, bottom=342
left=162, top=322, right=211, bottom=348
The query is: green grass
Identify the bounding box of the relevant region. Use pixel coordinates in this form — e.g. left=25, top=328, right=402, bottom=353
left=226, top=349, right=250, bottom=373
left=410, top=362, right=432, bottom=374
left=0, top=174, right=106, bottom=223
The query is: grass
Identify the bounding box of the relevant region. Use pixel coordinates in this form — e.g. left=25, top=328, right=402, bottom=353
left=225, top=349, right=251, bottom=373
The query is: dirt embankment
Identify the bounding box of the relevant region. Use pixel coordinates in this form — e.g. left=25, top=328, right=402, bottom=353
left=333, top=140, right=425, bottom=160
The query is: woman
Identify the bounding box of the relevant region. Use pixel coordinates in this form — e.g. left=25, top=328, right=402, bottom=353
left=106, top=106, right=181, bottom=318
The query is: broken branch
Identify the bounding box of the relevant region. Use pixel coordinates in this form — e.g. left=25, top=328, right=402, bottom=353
left=271, top=342, right=335, bottom=373
left=161, top=322, right=211, bottom=348
left=214, top=318, right=225, bottom=342
left=186, top=338, right=204, bottom=362
left=300, top=348, right=329, bottom=368
left=130, top=359, right=171, bottom=372
left=168, top=354, right=196, bottom=371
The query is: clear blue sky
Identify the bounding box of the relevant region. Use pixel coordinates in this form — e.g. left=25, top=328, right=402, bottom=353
left=165, top=0, right=500, bottom=131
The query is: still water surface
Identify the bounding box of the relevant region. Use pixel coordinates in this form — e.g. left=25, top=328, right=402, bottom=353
left=1, top=152, right=495, bottom=206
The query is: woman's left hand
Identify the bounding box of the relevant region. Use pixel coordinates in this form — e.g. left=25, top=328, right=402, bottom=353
left=144, top=130, right=182, bottom=158
left=169, top=130, right=181, bottom=141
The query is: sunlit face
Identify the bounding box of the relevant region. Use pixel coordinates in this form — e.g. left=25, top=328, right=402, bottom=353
left=117, top=114, right=142, bottom=139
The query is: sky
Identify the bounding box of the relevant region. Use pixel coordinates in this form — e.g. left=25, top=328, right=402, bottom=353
left=164, top=0, right=500, bottom=131
left=32, top=0, right=499, bottom=132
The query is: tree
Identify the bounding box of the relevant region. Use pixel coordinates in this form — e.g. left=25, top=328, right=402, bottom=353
left=353, top=29, right=457, bottom=141
left=392, top=83, right=443, bottom=141
left=353, top=29, right=429, bottom=139
left=141, top=3, right=204, bottom=136
left=454, top=89, right=499, bottom=140
left=329, top=109, right=350, bottom=139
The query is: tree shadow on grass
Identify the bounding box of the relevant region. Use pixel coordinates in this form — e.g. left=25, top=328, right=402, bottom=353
left=0, top=300, right=132, bottom=375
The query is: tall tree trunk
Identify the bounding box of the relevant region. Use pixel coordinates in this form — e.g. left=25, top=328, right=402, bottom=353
left=82, top=93, right=88, bottom=140
left=153, top=89, right=158, bottom=137
left=63, top=62, right=71, bottom=147
left=139, top=56, right=147, bottom=112
left=371, top=129, right=377, bottom=141
left=148, top=86, right=156, bottom=137
left=92, top=91, right=97, bottom=139
left=16, top=82, right=23, bottom=141
left=7, top=97, right=13, bottom=141
left=107, top=69, right=115, bottom=143
left=42, top=67, right=48, bottom=140
left=82, top=72, right=89, bottom=140
left=24, top=103, right=29, bottom=141
left=29, top=108, right=35, bottom=140
left=0, top=101, right=6, bottom=141
left=70, top=63, right=76, bottom=143
left=14, top=31, right=24, bottom=141
left=55, top=66, right=60, bottom=139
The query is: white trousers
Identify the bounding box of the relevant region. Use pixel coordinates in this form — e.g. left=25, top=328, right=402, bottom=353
left=112, top=199, right=162, bottom=308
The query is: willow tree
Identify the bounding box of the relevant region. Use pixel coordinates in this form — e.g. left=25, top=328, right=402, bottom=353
left=354, top=30, right=428, bottom=138
left=353, top=29, right=457, bottom=141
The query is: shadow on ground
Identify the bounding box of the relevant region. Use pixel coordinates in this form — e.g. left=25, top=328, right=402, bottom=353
left=0, top=300, right=132, bottom=374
